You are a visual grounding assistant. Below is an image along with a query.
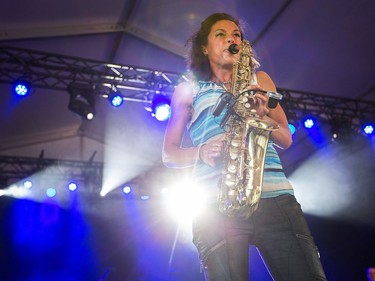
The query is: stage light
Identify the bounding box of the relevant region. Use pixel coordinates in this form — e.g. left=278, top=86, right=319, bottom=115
left=140, top=195, right=150, bottom=200
left=122, top=185, right=131, bottom=194
left=46, top=188, right=57, bottom=198
left=151, top=94, right=171, bottom=121
left=109, top=93, right=124, bottom=107
left=288, top=122, right=297, bottom=135
left=68, top=182, right=78, bottom=191
left=166, top=181, right=207, bottom=222
left=362, top=123, right=374, bottom=136
left=330, top=118, right=352, bottom=142
left=67, top=82, right=96, bottom=120
left=286, top=110, right=299, bottom=136
left=303, top=117, right=316, bottom=129
left=13, top=79, right=31, bottom=96
left=23, top=180, right=33, bottom=189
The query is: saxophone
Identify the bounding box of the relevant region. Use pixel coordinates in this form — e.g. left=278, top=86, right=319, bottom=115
left=216, top=40, right=281, bottom=219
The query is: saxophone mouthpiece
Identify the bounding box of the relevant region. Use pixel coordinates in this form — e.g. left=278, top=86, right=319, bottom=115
left=228, top=44, right=240, bottom=54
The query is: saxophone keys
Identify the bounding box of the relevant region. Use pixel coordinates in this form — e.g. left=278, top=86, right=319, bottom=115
left=227, top=165, right=236, bottom=174
left=227, top=159, right=239, bottom=173
left=236, top=190, right=247, bottom=205
left=225, top=175, right=235, bottom=187
left=230, top=139, right=241, bottom=147
left=229, top=148, right=239, bottom=159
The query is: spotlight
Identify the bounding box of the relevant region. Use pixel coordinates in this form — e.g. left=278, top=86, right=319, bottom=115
left=108, top=93, right=124, bottom=107
left=151, top=94, right=171, bottom=121
left=121, top=184, right=135, bottom=199
left=362, top=123, right=374, bottom=136
left=122, top=185, right=131, bottom=194
left=286, top=111, right=299, bottom=136
left=288, top=119, right=299, bottom=136
left=330, top=118, right=352, bottom=142
left=13, top=79, right=31, bottom=96
left=303, top=117, right=316, bottom=129
left=46, top=188, right=57, bottom=198
left=67, top=82, right=96, bottom=120
left=68, top=182, right=78, bottom=191
left=161, top=187, right=169, bottom=195
left=288, top=123, right=297, bottom=136
left=23, top=180, right=33, bottom=189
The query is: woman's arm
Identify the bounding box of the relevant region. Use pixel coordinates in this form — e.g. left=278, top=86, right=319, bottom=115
left=163, top=81, right=226, bottom=168
left=162, top=82, right=200, bottom=167
left=255, top=71, right=293, bottom=150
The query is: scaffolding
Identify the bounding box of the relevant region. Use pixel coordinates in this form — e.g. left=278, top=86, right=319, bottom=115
left=0, top=46, right=374, bottom=185
left=1, top=45, right=374, bottom=123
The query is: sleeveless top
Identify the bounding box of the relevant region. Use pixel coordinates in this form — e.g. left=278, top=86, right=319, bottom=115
left=187, top=78, right=293, bottom=201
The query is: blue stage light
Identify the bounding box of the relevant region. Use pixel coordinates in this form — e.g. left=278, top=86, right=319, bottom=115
left=13, top=80, right=31, bottom=96
left=303, top=117, right=315, bottom=129
left=140, top=195, right=150, bottom=200
left=122, top=185, right=131, bottom=194
left=109, top=94, right=124, bottom=107
left=151, top=94, right=171, bottom=121
left=154, top=104, right=171, bottom=121
left=288, top=123, right=297, bottom=135
left=68, top=182, right=78, bottom=191
left=362, top=123, right=374, bottom=136
left=23, top=180, right=33, bottom=189
left=46, top=188, right=57, bottom=198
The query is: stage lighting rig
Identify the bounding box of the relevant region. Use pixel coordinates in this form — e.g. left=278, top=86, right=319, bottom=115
left=13, top=78, right=31, bottom=97
left=68, top=182, right=78, bottom=191
left=67, top=82, right=96, bottom=120
left=330, top=117, right=353, bottom=142
left=100, top=84, right=125, bottom=108
left=284, top=110, right=299, bottom=136
left=108, top=93, right=124, bottom=107
left=303, top=116, right=317, bottom=129
left=150, top=93, right=171, bottom=121
left=1, top=46, right=374, bottom=130
left=361, top=123, right=374, bottom=136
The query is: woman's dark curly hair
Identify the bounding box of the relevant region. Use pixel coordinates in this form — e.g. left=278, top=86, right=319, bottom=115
left=186, top=13, right=244, bottom=81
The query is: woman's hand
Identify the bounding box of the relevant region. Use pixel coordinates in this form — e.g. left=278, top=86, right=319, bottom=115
left=247, top=84, right=270, bottom=118
left=199, top=136, right=225, bottom=167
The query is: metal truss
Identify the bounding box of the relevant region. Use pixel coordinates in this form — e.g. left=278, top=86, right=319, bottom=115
left=0, top=154, right=103, bottom=190
left=0, top=46, right=374, bottom=186
left=0, top=153, right=162, bottom=197
left=0, top=45, right=374, bottom=123
left=278, top=89, right=375, bottom=126
left=0, top=45, right=186, bottom=102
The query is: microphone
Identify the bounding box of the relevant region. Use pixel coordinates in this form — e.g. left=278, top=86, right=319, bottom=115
left=212, top=92, right=236, bottom=128
left=266, top=91, right=283, bottom=109
left=228, top=44, right=239, bottom=54
left=244, top=89, right=283, bottom=109
left=212, top=92, right=233, bottom=117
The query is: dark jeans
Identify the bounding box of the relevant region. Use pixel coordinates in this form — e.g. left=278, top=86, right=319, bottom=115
left=192, top=194, right=327, bottom=281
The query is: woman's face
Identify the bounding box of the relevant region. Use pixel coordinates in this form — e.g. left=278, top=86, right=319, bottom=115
left=204, top=20, right=242, bottom=69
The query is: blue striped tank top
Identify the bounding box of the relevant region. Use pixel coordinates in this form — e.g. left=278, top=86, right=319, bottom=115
left=187, top=80, right=293, bottom=199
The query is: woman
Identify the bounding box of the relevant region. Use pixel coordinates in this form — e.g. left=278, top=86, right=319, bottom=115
left=162, top=13, right=327, bottom=281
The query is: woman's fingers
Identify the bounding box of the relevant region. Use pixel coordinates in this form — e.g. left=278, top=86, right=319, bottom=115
left=200, top=139, right=225, bottom=167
